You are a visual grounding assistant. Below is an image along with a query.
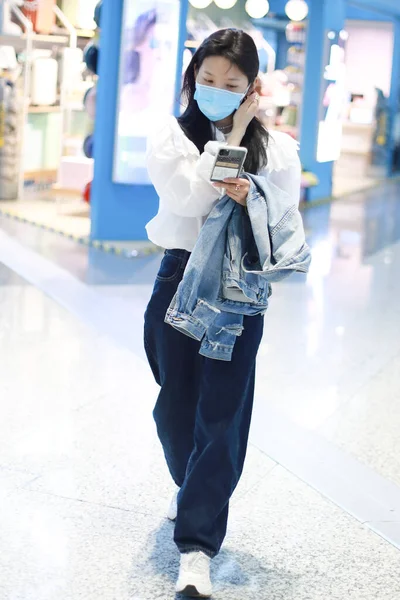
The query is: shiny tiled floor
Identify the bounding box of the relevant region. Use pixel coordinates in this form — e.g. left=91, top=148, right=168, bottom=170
left=0, top=192, right=91, bottom=238
left=1, top=181, right=400, bottom=599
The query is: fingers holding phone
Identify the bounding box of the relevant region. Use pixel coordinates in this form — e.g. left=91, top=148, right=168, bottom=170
left=213, top=178, right=250, bottom=207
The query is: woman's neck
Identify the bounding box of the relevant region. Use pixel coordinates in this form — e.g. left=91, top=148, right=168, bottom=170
left=213, top=116, right=233, bottom=136
left=213, top=115, right=233, bottom=130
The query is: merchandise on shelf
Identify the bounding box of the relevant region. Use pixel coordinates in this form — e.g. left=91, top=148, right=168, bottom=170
left=287, top=46, right=305, bottom=68
left=94, top=1, right=102, bottom=28
left=1, top=0, right=23, bottom=35
left=283, top=65, right=303, bottom=86
left=285, top=22, right=307, bottom=45
left=83, top=85, right=96, bottom=120
left=30, top=52, right=58, bottom=105
left=0, top=78, right=22, bottom=200
left=58, top=0, right=99, bottom=30
left=21, top=0, right=56, bottom=35
left=83, top=40, right=98, bottom=75
left=282, top=21, right=307, bottom=138
left=83, top=133, right=93, bottom=159
left=80, top=0, right=101, bottom=201
left=83, top=179, right=91, bottom=203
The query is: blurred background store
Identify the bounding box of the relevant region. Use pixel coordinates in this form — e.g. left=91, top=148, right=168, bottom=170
left=0, top=0, right=101, bottom=237
left=0, top=0, right=399, bottom=246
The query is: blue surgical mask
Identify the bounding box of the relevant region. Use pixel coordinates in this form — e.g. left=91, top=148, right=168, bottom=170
left=194, top=82, right=248, bottom=122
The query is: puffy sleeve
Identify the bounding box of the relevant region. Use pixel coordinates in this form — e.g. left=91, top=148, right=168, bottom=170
left=262, top=131, right=302, bottom=207
left=146, top=117, right=224, bottom=218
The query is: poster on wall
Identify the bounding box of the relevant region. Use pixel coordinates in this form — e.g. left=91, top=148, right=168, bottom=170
left=113, top=0, right=180, bottom=185
left=317, top=31, right=347, bottom=163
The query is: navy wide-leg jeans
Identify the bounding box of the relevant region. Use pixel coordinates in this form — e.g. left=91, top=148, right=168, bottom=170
left=144, top=249, right=264, bottom=558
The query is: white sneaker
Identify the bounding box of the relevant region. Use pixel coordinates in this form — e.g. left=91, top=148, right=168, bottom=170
left=175, top=551, right=212, bottom=598
left=167, top=489, right=179, bottom=521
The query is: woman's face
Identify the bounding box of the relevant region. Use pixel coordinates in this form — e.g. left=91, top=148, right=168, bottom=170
left=196, top=56, right=250, bottom=94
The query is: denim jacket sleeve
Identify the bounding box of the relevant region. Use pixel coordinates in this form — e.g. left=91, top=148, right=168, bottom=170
left=244, top=174, right=311, bottom=283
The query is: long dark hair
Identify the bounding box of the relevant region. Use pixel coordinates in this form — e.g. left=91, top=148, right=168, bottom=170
left=178, top=29, right=268, bottom=174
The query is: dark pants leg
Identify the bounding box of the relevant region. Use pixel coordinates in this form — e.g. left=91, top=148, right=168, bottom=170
left=144, top=250, right=264, bottom=558
left=144, top=250, right=201, bottom=487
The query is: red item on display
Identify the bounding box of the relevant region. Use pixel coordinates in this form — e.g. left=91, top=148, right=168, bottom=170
left=22, top=0, right=56, bottom=34
left=83, top=181, right=91, bottom=204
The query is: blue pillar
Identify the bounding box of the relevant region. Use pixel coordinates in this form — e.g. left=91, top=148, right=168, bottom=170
left=299, top=0, right=346, bottom=200
left=91, top=0, right=188, bottom=241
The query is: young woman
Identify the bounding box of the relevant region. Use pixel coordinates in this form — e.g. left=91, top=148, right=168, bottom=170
left=144, top=29, right=302, bottom=598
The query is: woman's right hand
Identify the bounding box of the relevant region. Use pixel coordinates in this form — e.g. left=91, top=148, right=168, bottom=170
left=227, top=91, right=260, bottom=146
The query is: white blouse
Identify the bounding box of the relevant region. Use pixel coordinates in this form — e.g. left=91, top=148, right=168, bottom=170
left=146, top=116, right=301, bottom=252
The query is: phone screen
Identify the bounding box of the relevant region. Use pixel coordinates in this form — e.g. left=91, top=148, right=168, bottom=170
left=211, top=148, right=246, bottom=182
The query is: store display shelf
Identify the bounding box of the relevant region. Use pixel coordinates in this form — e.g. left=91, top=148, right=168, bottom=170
left=55, top=28, right=95, bottom=39
left=28, top=105, right=62, bottom=114
left=24, top=169, right=57, bottom=179
left=0, top=32, right=69, bottom=50
left=28, top=104, right=84, bottom=114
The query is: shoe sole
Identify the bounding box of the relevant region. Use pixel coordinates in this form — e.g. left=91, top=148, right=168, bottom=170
left=178, top=584, right=211, bottom=598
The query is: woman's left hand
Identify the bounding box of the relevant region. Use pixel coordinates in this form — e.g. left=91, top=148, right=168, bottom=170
left=213, top=178, right=250, bottom=206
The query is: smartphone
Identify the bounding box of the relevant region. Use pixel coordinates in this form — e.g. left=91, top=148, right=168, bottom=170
left=210, top=146, right=248, bottom=183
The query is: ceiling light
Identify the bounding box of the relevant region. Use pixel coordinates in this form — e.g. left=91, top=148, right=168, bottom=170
left=214, top=0, right=238, bottom=9
left=245, top=0, right=270, bottom=19
left=189, top=0, right=213, bottom=8
left=285, top=0, right=309, bottom=22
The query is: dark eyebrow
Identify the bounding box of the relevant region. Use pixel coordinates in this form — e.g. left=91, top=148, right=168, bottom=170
left=204, top=70, right=240, bottom=81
